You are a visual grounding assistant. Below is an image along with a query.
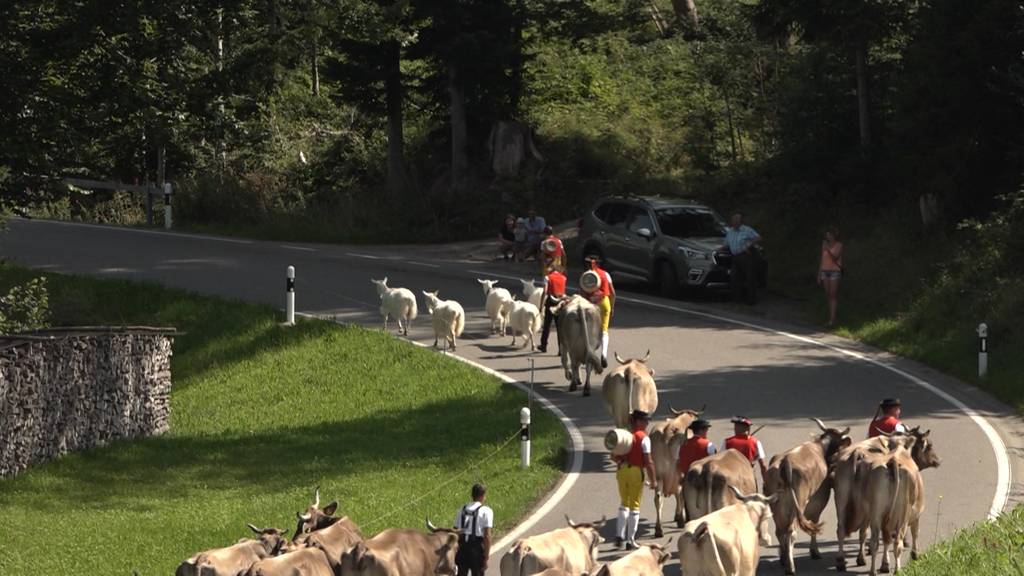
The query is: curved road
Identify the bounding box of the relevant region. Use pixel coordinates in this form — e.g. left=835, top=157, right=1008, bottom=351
left=3, top=218, right=1022, bottom=575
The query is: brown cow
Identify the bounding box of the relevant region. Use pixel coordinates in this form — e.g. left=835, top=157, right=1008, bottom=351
left=292, top=486, right=340, bottom=540
left=833, top=427, right=940, bottom=571
left=648, top=406, right=702, bottom=537
left=176, top=525, right=289, bottom=576
left=499, top=515, right=605, bottom=576
left=683, top=449, right=758, bottom=521
left=678, top=488, right=777, bottom=576
left=339, top=518, right=460, bottom=576
left=243, top=547, right=334, bottom=576
left=554, top=295, right=605, bottom=396
left=764, top=418, right=851, bottom=575
left=593, top=541, right=673, bottom=575
left=858, top=442, right=925, bottom=575
left=601, top=351, right=657, bottom=429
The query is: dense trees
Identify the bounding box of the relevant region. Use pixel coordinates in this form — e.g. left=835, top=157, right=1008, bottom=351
left=0, top=0, right=1020, bottom=240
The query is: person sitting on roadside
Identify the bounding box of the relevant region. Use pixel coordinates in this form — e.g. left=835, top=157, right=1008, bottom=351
left=498, top=214, right=517, bottom=261
left=540, top=226, right=565, bottom=274
left=513, top=216, right=529, bottom=262
left=522, top=208, right=547, bottom=260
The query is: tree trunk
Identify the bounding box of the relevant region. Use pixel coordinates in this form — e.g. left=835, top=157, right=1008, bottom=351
left=724, top=95, right=738, bottom=161
left=855, top=46, right=871, bottom=148
left=448, top=61, right=469, bottom=193
left=384, top=41, right=407, bottom=198
left=671, top=0, right=699, bottom=32
left=310, top=37, right=319, bottom=96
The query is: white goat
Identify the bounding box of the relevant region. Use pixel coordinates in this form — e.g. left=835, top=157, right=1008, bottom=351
left=477, top=279, right=514, bottom=336
left=370, top=277, right=417, bottom=335
left=421, top=290, right=466, bottom=351
left=508, top=300, right=542, bottom=350
left=519, top=278, right=544, bottom=310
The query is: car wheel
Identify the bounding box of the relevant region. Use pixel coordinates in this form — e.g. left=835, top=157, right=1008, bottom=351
left=657, top=261, right=679, bottom=298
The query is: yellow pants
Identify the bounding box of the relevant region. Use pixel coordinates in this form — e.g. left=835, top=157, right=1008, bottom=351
left=596, top=296, right=611, bottom=332
left=616, top=465, right=643, bottom=509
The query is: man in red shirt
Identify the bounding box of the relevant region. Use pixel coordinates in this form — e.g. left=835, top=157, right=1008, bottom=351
left=724, top=416, right=768, bottom=481
left=677, top=419, right=718, bottom=476
left=540, top=226, right=565, bottom=274
left=537, top=265, right=567, bottom=354
left=612, top=409, right=657, bottom=550
left=582, top=256, right=616, bottom=369
left=868, top=397, right=907, bottom=438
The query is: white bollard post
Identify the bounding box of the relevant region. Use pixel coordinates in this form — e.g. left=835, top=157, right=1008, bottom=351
left=286, top=266, right=296, bottom=326
left=977, top=322, right=988, bottom=379
left=520, top=407, right=531, bottom=468
left=163, top=182, right=173, bottom=229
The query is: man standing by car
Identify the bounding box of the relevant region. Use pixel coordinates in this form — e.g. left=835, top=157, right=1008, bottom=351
left=725, top=212, right=762, bottom=305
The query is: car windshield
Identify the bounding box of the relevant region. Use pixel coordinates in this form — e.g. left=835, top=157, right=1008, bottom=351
left=655, top=207, right=726, bottom=238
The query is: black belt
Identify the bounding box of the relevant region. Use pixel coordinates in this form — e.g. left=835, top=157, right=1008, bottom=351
left=461, top=535, right=484, bottom=544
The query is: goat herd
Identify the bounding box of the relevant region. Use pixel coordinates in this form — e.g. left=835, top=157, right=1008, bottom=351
left=177, top=274, right=943, bottom=575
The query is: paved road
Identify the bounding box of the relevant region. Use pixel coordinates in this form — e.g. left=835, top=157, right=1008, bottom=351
left=3, top=218, right=1022, bottom=575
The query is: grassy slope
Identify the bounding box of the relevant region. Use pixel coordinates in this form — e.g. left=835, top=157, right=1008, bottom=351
left=0, top=264, right=565, bottom=575
left=903, top=504, right=1024, bottom=575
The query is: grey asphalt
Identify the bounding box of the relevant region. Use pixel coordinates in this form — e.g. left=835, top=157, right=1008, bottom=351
left=3, top=218, right=1022, bottom=575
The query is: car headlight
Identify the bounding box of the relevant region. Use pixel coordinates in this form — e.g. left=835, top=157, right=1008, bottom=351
left=678, top=246, right=710, bottom=260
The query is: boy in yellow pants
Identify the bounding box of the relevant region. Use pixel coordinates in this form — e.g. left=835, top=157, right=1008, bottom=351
left=611, top=409, right=657, bottom=549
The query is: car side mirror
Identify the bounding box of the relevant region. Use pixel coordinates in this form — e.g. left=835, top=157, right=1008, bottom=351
left=636, top=228, right=654, bottom=239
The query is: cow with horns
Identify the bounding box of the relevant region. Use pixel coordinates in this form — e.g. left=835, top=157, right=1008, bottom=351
left=648, top=405, right=704, bottom=537
left=601, top=350, right=657, bottom=429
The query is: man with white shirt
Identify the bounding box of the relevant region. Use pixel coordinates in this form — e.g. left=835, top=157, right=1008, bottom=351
left=453, top=483, right=493, bottom=575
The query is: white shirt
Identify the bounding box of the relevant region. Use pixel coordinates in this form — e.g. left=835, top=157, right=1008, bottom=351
left=640, top=436, right=651, bottom=454
left=454, top=502, right=494, bottom=538
left=706, top=441, right=718, bottom=456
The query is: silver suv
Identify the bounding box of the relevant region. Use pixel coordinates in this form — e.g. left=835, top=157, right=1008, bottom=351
left=578, top=196, right=755, bottom=296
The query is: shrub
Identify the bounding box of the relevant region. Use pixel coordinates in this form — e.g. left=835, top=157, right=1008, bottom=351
left=0, top=277, right=50, bottom=334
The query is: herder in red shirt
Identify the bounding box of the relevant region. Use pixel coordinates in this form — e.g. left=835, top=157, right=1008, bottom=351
left=612, top=409, right=657, bottom=550
left=540, top=226, right=565, bottom=274
left=868, top=397, right=907, bottom=438
left=724, top=416, right=768, bottom=481
left=537, top=265, right=567, bottom=354
left=677, top=419, right=718, bottom=476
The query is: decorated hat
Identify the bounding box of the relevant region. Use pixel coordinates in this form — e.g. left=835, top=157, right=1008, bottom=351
left=730, top=416, right=753, bottom=426
left=630, top=409, right=650, bottom=420
left=580, top=270, right=601, bottom=292
left=542, top=238, right=560, bottom=253
left=689, top=419, right=712, bottom=430
left=879, top=398, right=902, bottom=408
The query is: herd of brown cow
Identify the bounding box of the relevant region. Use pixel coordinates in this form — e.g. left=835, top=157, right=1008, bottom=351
left=594, top=353, right=941, bottom=575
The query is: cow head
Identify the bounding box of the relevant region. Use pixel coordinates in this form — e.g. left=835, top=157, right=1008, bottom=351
left=246, top=524, right=290, bottom=556
left=810, top=418, right=852, bottom=461
left=727, top=485, right=778, bottom=546
left=647, top=538, right=674, bottom=566
left=426, top=518, right=461, bottom=575
left=885, top=427, right=940, bottom=470
left=370, top=277, right=389, bottom=296
left=422, top=290, right=440, bottom=313
left=565, top=514, right=606, bottom=562
left=663, top=405, right=705, bottom=445
left=477, top=278, right=499, bottom=295
left=614, top=350, right=655, bottom=377
left=293, top=486, right=340, bottom=540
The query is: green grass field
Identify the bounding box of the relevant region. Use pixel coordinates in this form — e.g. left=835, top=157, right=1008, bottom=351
left=0, top=264, right=566, bottom=575
left=903, top=503, right=1024, bottom=575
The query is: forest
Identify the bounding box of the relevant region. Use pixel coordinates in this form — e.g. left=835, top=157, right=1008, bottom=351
left=2, top=1, right=1023, bottom=391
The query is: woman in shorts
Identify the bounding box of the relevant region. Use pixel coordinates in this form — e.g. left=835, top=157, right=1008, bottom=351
left=818, top=226, right=844, bottom=328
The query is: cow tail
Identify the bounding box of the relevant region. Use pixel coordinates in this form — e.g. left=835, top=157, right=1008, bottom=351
left=579, top=302, right=601, bottom=370
left=626, top=365, right=634, bottom=414
left=887, top=458, right=902, bottom=531
left=782, top=459, right=822, bottom=535
left=702, top=465, right=713, bottom=517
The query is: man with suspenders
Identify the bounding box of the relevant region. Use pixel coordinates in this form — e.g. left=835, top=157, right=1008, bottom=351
left=453, top=483, right=494, bottom=575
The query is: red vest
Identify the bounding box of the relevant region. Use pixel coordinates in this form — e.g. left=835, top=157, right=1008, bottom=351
left=546, top=271, right=567, bottom=296
left=543, top=235, right=564, bottom=258
left=626, top=429, right=648, bottom=467
left=678, top=437, right=710, bottom=473
left=725, top=435, right=760, bottom=463
left=868, top=416, right=901, bottom=438
left=587, top=264, right=612, bottom=302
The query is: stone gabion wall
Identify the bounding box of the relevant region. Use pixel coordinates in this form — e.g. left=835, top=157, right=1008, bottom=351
left=0, top=328, right=175, bottom=477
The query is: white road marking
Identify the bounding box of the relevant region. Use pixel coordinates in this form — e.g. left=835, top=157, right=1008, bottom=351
left=408, top=261, right=440, bottom=268
left=280, top=245, right=317, bottom=252
left=21, top=218, right=254, bottom=244
left=614, top=293, right=1012, bottom=519
left=346, top=252, right=384, bottom=260
left=468, top=270, right=524, bottom=282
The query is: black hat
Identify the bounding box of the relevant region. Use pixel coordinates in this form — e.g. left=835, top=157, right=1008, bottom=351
left=730, top=416, right=753, bottom=426
left=689, top=419, right=712, bottom=430
left=879, top=398, right=902, bottom=408
left=630, top=409, right=650, bottom=420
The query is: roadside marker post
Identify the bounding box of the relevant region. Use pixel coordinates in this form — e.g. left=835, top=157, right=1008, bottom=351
left=163, top=182, right=173, bottom=229
left=286, top=266, right=296, bottom=326
left=977, top=322, right=988, bottom=379
left=520, top=407, right=531, bottom=468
